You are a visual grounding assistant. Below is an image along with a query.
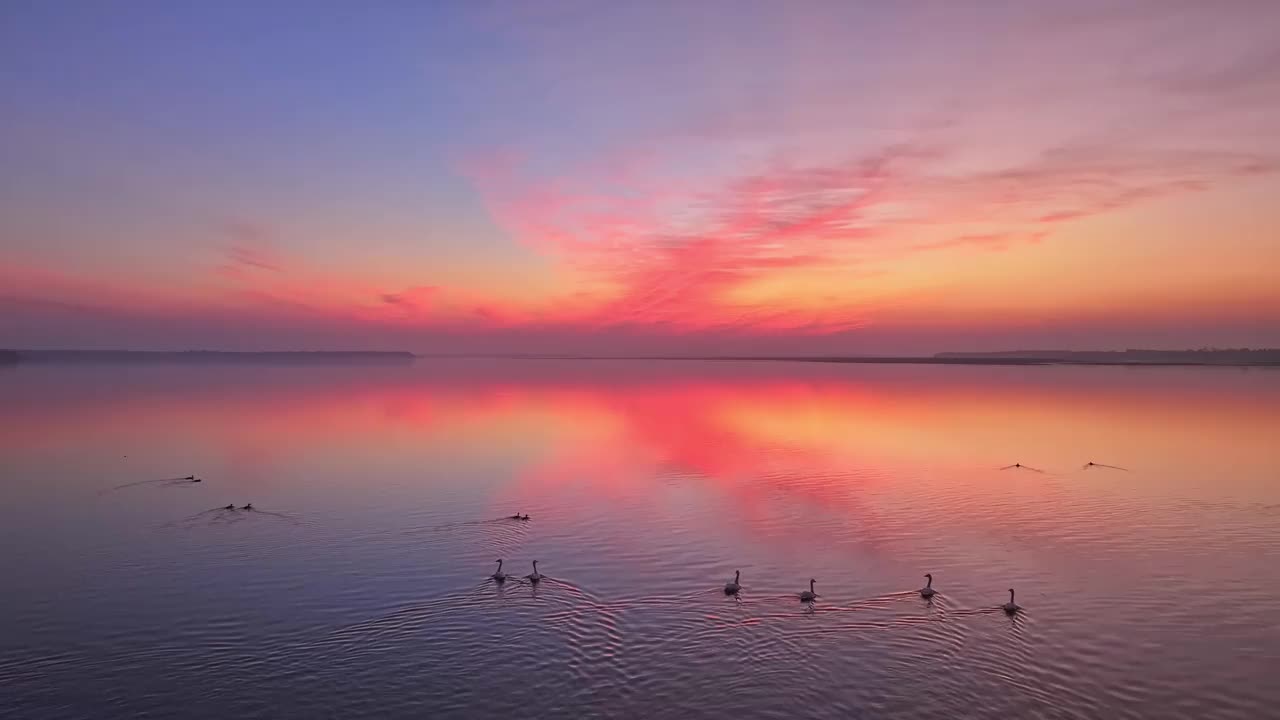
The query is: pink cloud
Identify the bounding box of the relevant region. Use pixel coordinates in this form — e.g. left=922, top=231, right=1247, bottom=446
left=379, top=286, right=439, bottom=315
left=225, top=245, right=283, bottom=273
left=214, top=222, right=287, bottom=280
left=909, top=232, right=1045, bottom=253
left=468, top=138, right=1276, bottom=335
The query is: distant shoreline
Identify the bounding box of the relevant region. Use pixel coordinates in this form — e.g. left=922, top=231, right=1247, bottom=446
left=4, top=349, right=1277, bottom=367
left=413, top=353, right=1280, bottom=367
left=2, top=350, right=414, bottom=365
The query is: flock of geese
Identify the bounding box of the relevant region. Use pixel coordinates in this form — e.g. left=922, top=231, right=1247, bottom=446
left=111, top=470, right=262, bottom=512
left=489, top=561, right=1022, bottom=614
left=162, top=460, right=1128, bottom=616
left=722, top=570, right=1021, bottom=614
left=480, top=461, right=1131, bottom=614
left=491, top=558, right=541, bottom=584
left=1000, top=460, right=1129, bottom=473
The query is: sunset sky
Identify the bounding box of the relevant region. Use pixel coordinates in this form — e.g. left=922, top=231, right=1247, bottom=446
left=3, top=1, right=1278, bottom=353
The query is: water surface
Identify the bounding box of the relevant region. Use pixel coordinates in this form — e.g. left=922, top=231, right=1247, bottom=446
left=2, top=360, right=1278, bottom=719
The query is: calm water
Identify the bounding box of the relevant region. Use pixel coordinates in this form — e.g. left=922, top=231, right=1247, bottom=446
left=2, top=359, right=1278, bottom=719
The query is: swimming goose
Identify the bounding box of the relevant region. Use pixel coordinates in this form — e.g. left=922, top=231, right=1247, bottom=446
left=799, top=579, right=817, bottom=602
left=920, top=573, right=936, bottom=598
left=520, top=514, right=530, bottom=521
left=724, top=570, right=741, bottom=595
left=526, top=560, right=542, bottom=584
left=999, top=463, right=1044, bottom=473
left=492, top=559, right=506, bottom=582
left=1003, top=588, right=1020, bottom=614
left=184, top=475, right=195, bottom=480
left=241, top=503, right=253, bottom=510
left=223, top=504, right=235, bottom=510
left=509, top=512, right=523, bottom=519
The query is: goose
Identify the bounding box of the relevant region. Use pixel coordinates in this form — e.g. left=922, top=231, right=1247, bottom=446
left=223, top=504, right=235, bottom=510
left=241, top=503, right=253, bottom=510
left=724, top=570, right=741, bottom=595
left=1003, top=588, right=1020, bottom=614
left=526, top=560, right=543, bottom=584
left=799, top=579, right=817, bottom=602
left=519, top=514, right=530, bottom=521
left=999, top=463, right=1044, bottom=473
left=184, top=475, right=195, bottom=480
left=492, top=559, right=506, bottom=582
left=920, top=573, right=936, bottom=598
left=509, top=512, right=522, bottom=519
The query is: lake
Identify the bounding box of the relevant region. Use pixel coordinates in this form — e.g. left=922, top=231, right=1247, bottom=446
left=2, top=359, right=1278, bottom=719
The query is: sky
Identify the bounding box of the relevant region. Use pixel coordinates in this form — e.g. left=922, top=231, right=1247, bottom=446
left=2, top=0, right=1278, bottom=354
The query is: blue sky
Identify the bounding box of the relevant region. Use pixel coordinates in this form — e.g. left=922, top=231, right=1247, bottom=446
left=3, top=1, right=1279, bottom=352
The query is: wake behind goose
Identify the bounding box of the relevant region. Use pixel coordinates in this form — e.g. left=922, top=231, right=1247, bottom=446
left=407, top=515, right=532, bottom=557
left=103, top=475, right=202, bottom=493
left=1083, top=461, right=1129, bottom=471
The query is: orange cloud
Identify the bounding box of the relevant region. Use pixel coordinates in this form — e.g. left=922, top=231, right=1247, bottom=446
left=467, top=138, right=1277, bottom=335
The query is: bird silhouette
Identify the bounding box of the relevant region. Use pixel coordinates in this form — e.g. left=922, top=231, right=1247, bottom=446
left=999, top=463, right=1044, bottom=473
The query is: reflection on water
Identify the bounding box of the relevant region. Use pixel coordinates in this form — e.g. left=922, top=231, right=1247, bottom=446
left=1, top=360, right=1278, bottom=719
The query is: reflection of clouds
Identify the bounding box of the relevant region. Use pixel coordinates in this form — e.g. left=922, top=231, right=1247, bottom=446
left=6, top=364, right=1279, bottom=512
left=8, top=362, right=1280, bottom=569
